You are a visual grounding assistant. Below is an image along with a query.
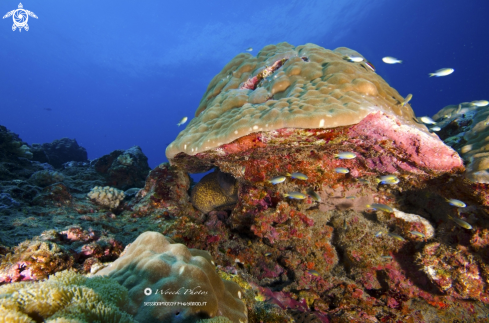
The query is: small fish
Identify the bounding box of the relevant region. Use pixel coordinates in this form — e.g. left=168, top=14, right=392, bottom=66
left=380, top=177, right=400, bottom=185
left=306, top=189, right=322, bottom=202
left=255, top=292, right=266, bottom=302
left=346, top=196, right=356, bottom=199
left=334, top=152, right=357, bottom=159
left=447, top=198, right=466, bottom=208
left=388, top=232, right=405, bottom=241
left=376, top=175, right=399, bottom=185
left=246, top=47, right=253, bottom=52
left=366, top=203, right=394, bottom=213
left=307, top=270, right=320, bottom=277
left=401, top=94, right=413, bottom=107
left=409, top=231, right=426, bottom=238
left=365, top=61, right=376, bottom=72
left=286, top=172, right=308, bottom=180
left=343, top=219, right=348, bottom=230
left=374, top=231, right=383, bottom=237
left=448, top=215, right=472, bottom=230
left=471, top=100, right=489, bottom=107
left=264, top=252, right=272, bottom=257
left=284, top=191, right=307, bottom=199
left=382, top=56, right=402, bottom=64
left=268, top=176, right=286, bottom=185
left=335, top=167, right=350, bottom=174
left=381, top=255, right=393, bottom=260
left=430, top=126, right=441, bottom=132
left=357, top=178, right=369, bottom=184
left=429, top=68, right=454, bottom=77
left=177, top=117, right=188, bottom=126
left=378, top=175, right=398, bottom=181
left=419, top=116, right=437, bottom=125
left=344, top=55, right=364, bottom=62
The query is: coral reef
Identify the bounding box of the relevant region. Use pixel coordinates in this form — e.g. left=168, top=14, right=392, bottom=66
left=95, top=231, right=248, bottom=323
left=87, top=186, right=125, bottom=209
left=0, top=270, right=136, bottom=322
left=3, top=43, right=489, bottom=322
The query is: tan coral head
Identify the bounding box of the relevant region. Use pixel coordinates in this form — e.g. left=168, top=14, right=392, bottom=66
left=166, top=42, right=421, bottom=161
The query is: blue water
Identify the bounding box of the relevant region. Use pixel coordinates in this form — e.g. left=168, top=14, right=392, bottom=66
left=1, top=0, right=488, bottom=169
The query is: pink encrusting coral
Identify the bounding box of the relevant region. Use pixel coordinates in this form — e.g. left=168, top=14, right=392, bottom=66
left=347, top=112, right=464, bottom=173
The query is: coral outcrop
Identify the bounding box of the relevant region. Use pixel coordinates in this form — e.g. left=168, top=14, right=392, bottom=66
left=87, top=186, right=125, bottom=209
left=0, top=270, right=136, bottom=322
left=92, top=146, right=151, bottom=190
left=31, top=138, right=88, bottom=169
left=95, top=231, right=248, bottom=323
left=167, top=43, right=428, bottom=160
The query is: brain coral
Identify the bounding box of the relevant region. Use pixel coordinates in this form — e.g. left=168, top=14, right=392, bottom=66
left=95, top=231, right=247, bottom=323
left=190, top=169, right=239, bottom=214
left=166, top=42, right=421, bottom=160
left=87, top=186, right=125, bottom=209
left=0, top=270, right=136, bottom=322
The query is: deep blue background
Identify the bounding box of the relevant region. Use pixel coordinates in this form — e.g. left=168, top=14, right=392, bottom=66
left=1, top=0, right=488, bottom=170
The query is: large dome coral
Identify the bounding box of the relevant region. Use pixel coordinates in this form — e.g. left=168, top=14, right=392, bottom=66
left=166, top=42, right=422, bottom=160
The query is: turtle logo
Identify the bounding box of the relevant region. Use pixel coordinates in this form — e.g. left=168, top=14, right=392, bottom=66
left=3, top=3, right=38, bottom=32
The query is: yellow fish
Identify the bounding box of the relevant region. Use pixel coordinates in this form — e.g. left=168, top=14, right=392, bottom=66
left=177, top=117, right=188, bottom=126
left=334, top=152, right=357, bottom=159
left=268, top=176, right=286, bottom=185
left=284, top=192, right=307, bottom=200
left=448, top=215, right=472, bottom=230
left=402, top=94, right=413, bottom=107
left=409, top=231, right=425, bottom=238
left=307, top=270, right=320, bottom=277
left=471, top=100, right=488, bottom=107
left=446, top=198, right=466, bottom=208
left=388, top=232, right=405, bottom=241
left=366, top=203, right=393, bottom=213
left=286, top=172, right=308, bottom=180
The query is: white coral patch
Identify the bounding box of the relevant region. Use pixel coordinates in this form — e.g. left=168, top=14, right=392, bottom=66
left=393, top=208, right=435, bottom=238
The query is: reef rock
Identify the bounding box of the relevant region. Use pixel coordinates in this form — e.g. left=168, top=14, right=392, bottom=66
left=31, top=137, right=88, bottom=169
left=93, top=146, right=150, bottom=190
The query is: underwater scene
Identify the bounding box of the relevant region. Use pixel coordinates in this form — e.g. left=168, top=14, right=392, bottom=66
left=1, top=1, right=489, bottom=322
